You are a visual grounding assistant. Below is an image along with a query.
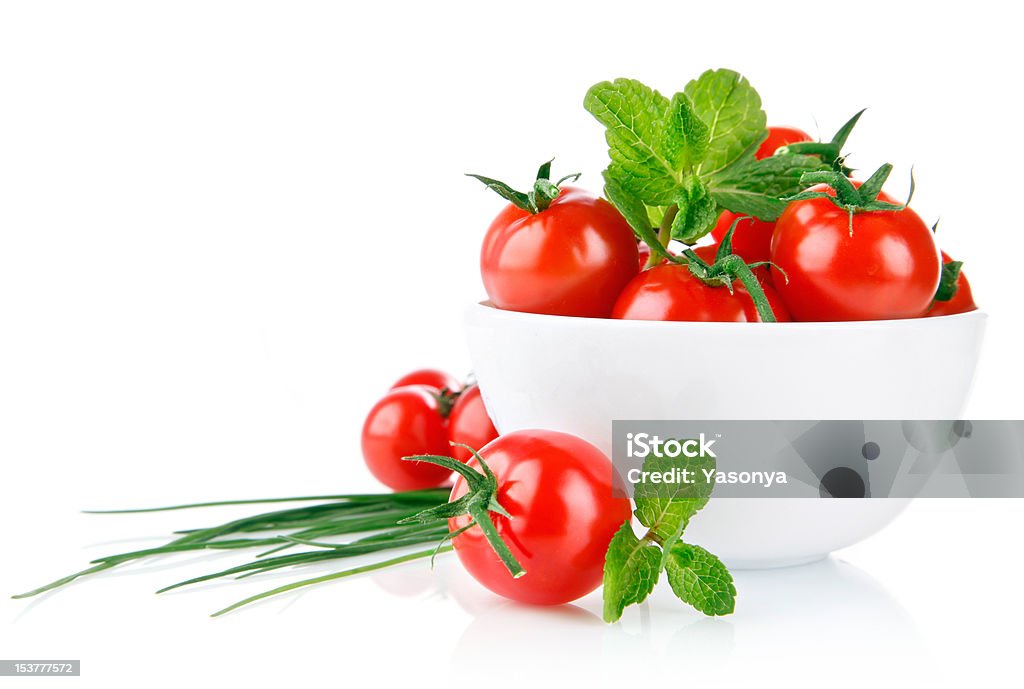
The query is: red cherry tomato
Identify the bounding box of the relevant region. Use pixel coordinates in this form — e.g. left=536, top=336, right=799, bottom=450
left=361, top=386, right=452, bottom=491
left=390, top=369, right=460, bottom=393
left=611, top=263, right=791, bottom=322
left=757, top=126, right=813, bottom=159
left=714, top=120, right=813, bottom=264
left=928, top=251, right=977, bottom=317
left=710, top=211, right=775, bottom=266
left=770, top=183, right=941, bottom=321
left=449, top=430, right=632, bottom=605
left=481, top=187, right=639, bottom=317
left=447, top=384, right=499, bottom=462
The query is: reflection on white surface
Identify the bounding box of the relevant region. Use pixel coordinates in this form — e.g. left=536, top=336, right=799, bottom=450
left=446, top=557, right=921, bottom=681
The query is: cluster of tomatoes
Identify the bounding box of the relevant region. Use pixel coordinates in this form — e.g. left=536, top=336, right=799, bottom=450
left=361, top=372, right=627, bottom=605
left=479, top=126, right=976, bottom=323
left=360, top=368, right=499, bottom=490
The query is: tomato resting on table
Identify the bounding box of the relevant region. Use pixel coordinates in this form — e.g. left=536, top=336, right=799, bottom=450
left=611, top=263, right=790, bottom=322
left=473, top=162, right=638, bottom=318
left=360, top=386, right=453, bottom=491
left=448, top=430, right=632, bottom=605
left=770, top=171, right=941, bottom=321
left=446, top=384, right=499, bottom=462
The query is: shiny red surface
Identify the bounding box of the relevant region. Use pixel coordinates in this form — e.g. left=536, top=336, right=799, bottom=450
left=390, top=368, right=460, bottom=393
left=446, top=384, right=499, bottom=462
left=756, top=126, right=813, bottom=159
left=611, top=263, right=791, bottom=322
left=771, top=184, right=941, bottom=321
left=449, top=430, right=632, bottom=605
left=360, top=386, right=452, bottom=490
left=480, top=187, right=639, bottom=317
left=710, top=210, right=775, bottom=265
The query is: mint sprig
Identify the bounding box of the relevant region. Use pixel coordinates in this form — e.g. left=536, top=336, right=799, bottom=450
left=585, top=69, right=827, bottom=251
left=602, top=446, right=735, bottom=622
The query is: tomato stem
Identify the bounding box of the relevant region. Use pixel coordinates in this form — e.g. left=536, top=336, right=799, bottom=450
left=719, top=255, right=777, bottom=323
left=468, top=159, right=580, bottom=215
left=399, top=447, right=526, bottom=578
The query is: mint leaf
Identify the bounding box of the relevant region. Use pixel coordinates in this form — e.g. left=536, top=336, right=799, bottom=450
left=584, top=79, right=678, bottom=206
left=603, top=172, right=656, bottom=244
left=585, top=80, right=710, bottom=207
left=708, top=151, right=825, bottom=220
left=662, top=93, right=710, bottom=172
left=633, top=450, right=715, bottom=544
left=670, top=178, right=718, bottom=244
left=665, top=543, right=736, bottom=616
left=602, top=522, right=663, bottom=623
left=684, top=69, right=766, bottom=178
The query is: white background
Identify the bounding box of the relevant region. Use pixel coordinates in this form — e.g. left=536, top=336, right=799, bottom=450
left=2, top=1, right=1022, bottom=687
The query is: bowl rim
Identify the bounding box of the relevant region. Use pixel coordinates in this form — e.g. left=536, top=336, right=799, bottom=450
left=466, top=301, right=988, bottom=331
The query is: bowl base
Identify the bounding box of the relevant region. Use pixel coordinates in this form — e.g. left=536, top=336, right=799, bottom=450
left=725, top=553, right=828, bottom=570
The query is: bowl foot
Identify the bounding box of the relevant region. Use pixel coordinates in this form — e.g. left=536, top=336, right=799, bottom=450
left=725, top=553, right=829, bottom=571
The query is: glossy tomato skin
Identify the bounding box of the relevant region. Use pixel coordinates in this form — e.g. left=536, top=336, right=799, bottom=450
left=480, top=187, right=639, bottom=318
left=710, top=211, right=775, bottom=267
left=771, top=184, right=940, bottom=321
left=361, top=386, right=452, bottom=491
left=390, top=369, right=460, bottom=393
left=447, top=384, right=499, bottom=462
left=757, top=126, right=813, bottom=159
left=611, top=263, right=791, bottom=322
left=449, top=430, right=632, bottom=605
left=928, top=251, right=977, bottom=317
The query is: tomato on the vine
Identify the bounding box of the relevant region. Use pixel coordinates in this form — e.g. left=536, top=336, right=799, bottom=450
left=611, top=263, right=790, bottom=322
left=756, top=126, right=813, bottom=159
left=474, top=162, right=638, bottom=318
left=710, top=212, right=775, bottom=267
left=770, top=170, right=941, bottom=321
left=361, top=386, right=452, bottom=491
left=391, top=368, right=460, bottom=393
left=928, top=251, right=977, bottom=317
left=694, top=242, right=772, bottom=285
left=447, top=384, right=499, bottom=462
left=448, top=430, right=632, bottom=605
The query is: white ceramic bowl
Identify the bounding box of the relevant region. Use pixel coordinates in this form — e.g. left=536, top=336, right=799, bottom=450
left=464, top=302, right=987, bottom=568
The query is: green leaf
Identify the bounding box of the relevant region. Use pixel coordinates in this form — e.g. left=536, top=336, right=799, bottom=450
left=466, top=173, right=535, bottom=212
left=662, top=93, right=710, bottom=172
left=670, top=177, right=718, bottom=244
left=684, top=69, right=767, bottom=178
left=708, top=153, right=827, bottom=220
left=603, top=172, right=654, bottom=241
left=665, top=543, right=736, bottom=616
left=602, top=522, right=663, bottom=623
left=934, top=260, right=964, bottom=302
left=633, top=450, right=715, bottom=543
left=584, top=80, right=708, bottom=207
